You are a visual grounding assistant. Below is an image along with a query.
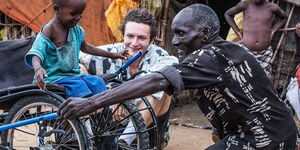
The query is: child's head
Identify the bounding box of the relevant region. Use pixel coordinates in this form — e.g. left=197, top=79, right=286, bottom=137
left=52, top=0, right=86, bottom=28
left=252, top=0, right=266, bottom=4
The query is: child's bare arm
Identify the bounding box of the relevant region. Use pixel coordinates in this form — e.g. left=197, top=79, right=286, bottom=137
left=271, top=4, right=287, bottom=39
left=32, top=56, right=48, bottom=90
left=225, top=1, right=247, bottom=40
left=81, top=41, right=128, bottom=59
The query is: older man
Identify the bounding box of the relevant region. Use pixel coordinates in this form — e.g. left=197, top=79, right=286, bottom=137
left=59, top=4, right=297, bottom=149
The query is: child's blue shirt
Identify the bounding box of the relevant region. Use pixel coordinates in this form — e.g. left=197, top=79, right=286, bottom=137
left=25, top=25, right=85, bottom=83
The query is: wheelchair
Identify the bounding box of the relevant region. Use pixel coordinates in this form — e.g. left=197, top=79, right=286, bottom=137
left=0, top=38, right=159, bottom=150
left=0, top=77, right=159, bottom=150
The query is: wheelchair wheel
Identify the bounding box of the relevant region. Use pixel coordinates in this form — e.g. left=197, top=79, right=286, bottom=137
left=89, top=101, right=150, bottom=150
left=1, top=95, right=89, bottom=150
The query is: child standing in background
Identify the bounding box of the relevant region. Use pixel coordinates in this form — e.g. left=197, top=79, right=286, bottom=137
left=225, top=0, right=287, bottom=78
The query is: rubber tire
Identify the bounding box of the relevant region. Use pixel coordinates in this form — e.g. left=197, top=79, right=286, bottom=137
left=1, top=95, right=89, bottom=150
left=91, top=101, right=150, bottom=149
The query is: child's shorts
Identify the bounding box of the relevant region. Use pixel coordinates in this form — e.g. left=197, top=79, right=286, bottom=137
left=54, top=75, right=107, bottom=98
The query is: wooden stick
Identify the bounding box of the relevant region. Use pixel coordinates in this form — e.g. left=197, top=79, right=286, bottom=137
left=272, top=4, right=294, bottom=63
left=272, top=3, right=294, bottom=87
left=12, top=2, right=52, bottom=39
left=159, top=0, right=170, bottom=48
left=280, top=49, right=296, bottom=97
left=278, top=27, right=295, bottom=31
left=0, top=23, right=24, bottom=26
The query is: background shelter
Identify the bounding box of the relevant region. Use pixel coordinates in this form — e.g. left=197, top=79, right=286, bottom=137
left=0, top=0, right=116, bottom=45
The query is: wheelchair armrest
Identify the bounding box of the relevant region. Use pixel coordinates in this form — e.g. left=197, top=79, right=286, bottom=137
left=46, top=83, right=66, bottom=97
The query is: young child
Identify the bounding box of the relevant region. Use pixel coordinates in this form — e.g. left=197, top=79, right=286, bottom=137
left=225, top=0, right=287, bottom=78
left=25, top=0, right=127, bottom=98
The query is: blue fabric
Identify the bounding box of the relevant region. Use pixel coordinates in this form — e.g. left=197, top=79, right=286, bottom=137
left=25, top=25, right=85, bottom=83
left=54, top=75, right=107, bottom=98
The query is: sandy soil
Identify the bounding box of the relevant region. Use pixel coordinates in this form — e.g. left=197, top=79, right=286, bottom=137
left=165, top=102, right=214, bottom=150
left=165, top=125, right=214, bottom=150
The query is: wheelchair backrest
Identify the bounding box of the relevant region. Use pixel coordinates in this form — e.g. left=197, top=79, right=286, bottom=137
left=0, top=37, right=35, bottom=89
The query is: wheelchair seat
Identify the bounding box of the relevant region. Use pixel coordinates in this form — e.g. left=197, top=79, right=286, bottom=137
left=0, top=83, right=65, bottom=110
left=0, top=83, right=65, bottom=97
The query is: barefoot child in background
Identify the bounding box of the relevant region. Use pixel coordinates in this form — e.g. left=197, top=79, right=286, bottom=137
left=225, top=0, right=287, bottom=78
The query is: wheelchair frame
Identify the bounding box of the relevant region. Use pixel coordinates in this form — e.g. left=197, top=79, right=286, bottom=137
left=0, top=52, right=159, bottom=149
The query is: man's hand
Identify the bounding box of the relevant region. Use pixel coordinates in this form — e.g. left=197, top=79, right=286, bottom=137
left=296, top=23, right=300, bottom=37
left=35, top=67, right=47, bottom=90
left=212, top=133, right=220, bottom=143
left=58, top=97, right=95, bottom=120
left=296, top=143, right=300, bottom=150
left=112, top=104, right=127, bottom=121
left=296, top=66, right=300, bottom=88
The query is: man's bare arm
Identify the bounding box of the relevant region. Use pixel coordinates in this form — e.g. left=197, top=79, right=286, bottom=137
left=224, top=1, right=248, bottom=40
left=271, top=4, right=288, bottom=39
left=58, top=73, right=170, bottom=120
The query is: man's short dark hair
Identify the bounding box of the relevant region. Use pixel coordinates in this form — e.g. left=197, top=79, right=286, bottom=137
left=52, top=0, right=86, bottom=7
left=188, top=4, right=220, bottom=35
left=119, top=8, right=157, bottom=41
left=53, top=0, right=81, bottom=7
left=52, top=0, right=67, bottom=6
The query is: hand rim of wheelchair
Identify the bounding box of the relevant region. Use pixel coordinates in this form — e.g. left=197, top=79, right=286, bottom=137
left=0, top=94, right=89, bottom=150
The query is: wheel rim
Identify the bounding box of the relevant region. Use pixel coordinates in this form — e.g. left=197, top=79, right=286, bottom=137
left=90, top=104, right=144, bottom=149
left=6, top=102, right=84, bottom=150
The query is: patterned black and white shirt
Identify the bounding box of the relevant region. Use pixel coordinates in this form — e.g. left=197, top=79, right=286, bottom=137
left=158, top=40, right=297, bottom=149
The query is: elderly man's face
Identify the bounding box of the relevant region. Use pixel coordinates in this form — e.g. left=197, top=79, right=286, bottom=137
left=171, top=8, right=203, bottom=61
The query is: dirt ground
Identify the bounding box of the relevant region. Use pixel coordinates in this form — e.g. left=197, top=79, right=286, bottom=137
left=165, top=102, right=214, bottom=150
left=9, top=102, right=212, bottom=150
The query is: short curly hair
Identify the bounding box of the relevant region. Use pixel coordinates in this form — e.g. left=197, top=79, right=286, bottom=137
left=188, top=4, right=220, bottom=35
left=119, top=8, right=157, bottom=41
left=52, top=0, right=86, bottom=7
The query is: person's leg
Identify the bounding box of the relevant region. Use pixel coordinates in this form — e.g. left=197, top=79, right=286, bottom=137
left=118, top=93, right=172, bottom=147
left=137, top=93, right=172, bottom=148
left=140, top=93, right=171, bottom=126
left=54, top=76, right=91, bottom=98
left=206, top=134, right=255, bottom=150
left=81, top=75, right=107, bottom=95
left=79, top=63, right=89, bottom=74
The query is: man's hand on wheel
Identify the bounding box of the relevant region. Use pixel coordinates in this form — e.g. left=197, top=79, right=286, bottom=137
left=58, top=97, right=96, bottom=120
left=112, top=104, right=127, bottom=121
